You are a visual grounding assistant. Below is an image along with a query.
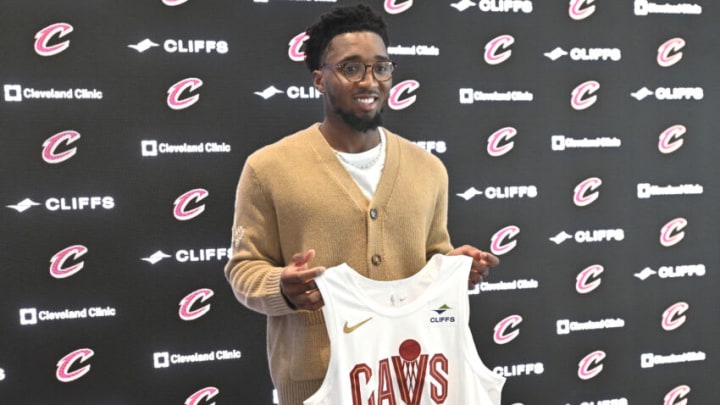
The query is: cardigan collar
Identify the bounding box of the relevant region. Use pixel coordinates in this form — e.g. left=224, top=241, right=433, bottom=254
left=305, top=123, right=400, bottom=209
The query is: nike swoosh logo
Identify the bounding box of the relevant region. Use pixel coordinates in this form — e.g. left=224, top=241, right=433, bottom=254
left=343, top=317, right=373, bottom=334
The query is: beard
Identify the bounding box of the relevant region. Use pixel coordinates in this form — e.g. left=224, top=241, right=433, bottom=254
left=335, top=107, right=383, bottom=132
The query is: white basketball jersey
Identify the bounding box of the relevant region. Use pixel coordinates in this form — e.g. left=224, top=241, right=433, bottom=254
left=304, top=254, right=505, bottom=405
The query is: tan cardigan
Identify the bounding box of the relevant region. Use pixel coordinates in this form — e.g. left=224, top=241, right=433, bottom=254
left=225, top=124, right=453, bottom=404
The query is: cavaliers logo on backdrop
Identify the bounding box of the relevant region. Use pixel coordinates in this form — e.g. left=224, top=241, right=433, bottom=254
left=490, top=225, right=520, bottom=256
left=167, top=78, right=203, bottom=110
left=573, top=177, right=602, bottom=207
left=185, top=386, right=220, bottom=405
left=56, top=348, right=94, bottom=383
left=162, top=0, right=190, bottom=6
left=657, top=37, right=685, bottom=67
left=50, top=245, right=88, bottom=279
left=384, top=0, right=413, bottom=15
left=173, top=188, right=209, bottom=221
left=484, top=34, right=514, bottom=65
left=576, top=264, right=603, bottom=294
left=571, top=80, right=600, bottom=110
left=350, top=339, right=448, bottom=404
left=42, top=130, right=80, bottom=164
left=388, top=80, right=419, bottom=111
left=179, top=288, right=214, bottom=321
left=288, top=32, right=309, bottom=62
left=662, top=301, right=689, bottom=331
left=568, top=0, right=596, bottom=20
left=664, top=385, right=691, bottom=405
left=577, top=350, right=605, bottom=380
left=493, top=315, right=522, bottom=345
left=35, top=22, right=73, bottom=57
left=659, top=217, right=687, bottom=247
left=487, top=127, right=516, bottom=157
left=658, top=124, right=686, bottom=154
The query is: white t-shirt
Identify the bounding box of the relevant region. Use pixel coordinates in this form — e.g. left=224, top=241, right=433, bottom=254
left=334, top=128, right=386, bottom=200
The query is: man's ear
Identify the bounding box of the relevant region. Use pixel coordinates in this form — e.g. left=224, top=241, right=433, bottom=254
left=312, top=70, right=325, bottom=94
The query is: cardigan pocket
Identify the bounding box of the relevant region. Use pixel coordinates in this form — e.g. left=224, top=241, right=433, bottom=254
left=289, top=311, right=330, bottom=381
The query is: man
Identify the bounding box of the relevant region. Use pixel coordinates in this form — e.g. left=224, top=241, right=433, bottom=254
left=224, top=4, right=499, bottom=404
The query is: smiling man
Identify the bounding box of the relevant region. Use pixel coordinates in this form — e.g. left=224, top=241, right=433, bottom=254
left=224, top=4, right=499, bottom=404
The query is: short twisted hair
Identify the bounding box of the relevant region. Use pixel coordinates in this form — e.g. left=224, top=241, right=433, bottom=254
left=304, top=4, right=390, bottom=72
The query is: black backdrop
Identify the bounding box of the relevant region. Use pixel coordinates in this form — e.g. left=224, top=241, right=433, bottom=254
left=1, top=0, right=718, bottom=404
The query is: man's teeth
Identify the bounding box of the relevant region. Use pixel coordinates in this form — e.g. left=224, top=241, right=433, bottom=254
left=357, top=98, right=375, bottom=104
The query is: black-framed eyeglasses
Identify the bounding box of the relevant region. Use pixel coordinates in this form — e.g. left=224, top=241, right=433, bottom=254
left=320, top=61, right=397, bottom=82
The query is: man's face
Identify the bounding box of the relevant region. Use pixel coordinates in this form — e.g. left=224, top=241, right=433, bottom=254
left=313, top=31, right=392, bottom=132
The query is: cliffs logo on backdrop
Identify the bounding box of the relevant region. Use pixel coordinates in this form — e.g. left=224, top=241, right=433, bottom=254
left=254, top=85, right=321, bottom=100
left=35, top=23, right=73, bottom=57
left=384, top=0, right=413, bottom=14
left=576, top=264, right=603, bottom=294
left=634, top=264, right=705, bottom=281
left=42, top=130, right=81, bottom=164
left=50, top=245, right=88, bottom=279
left=573, top=177, right=602, bottom=207
left=141, top=248, right=231, bottom=265
left=4, top=84, right=103, bottom=102
left=662, top=301, right=689, bottom=331
left=413, top=141, right=446, bottom=154
left=568, top=0, right=596, bottom=20
left=129, top=38, right=228, bottom=54
left=658, top=124, right=686, bottom=154
left=179, top=288, right=214, bottom=321
left=494, top=314, right=522, bottom=344
left=634, top=0, right=701, bottom=16
left=493, top=362, right=544, bottom=378
left=484, top=35, right=514, bottom=65
left=544, top=47, right=621, bottom=62
left=457, top=186, right=537, bottom=201
left=577, top=350, right=605, bottom=380
left=660, top=217, right=687, bottom=247
left=550, top=228, right=624, bottom=245
left=571, top=80, right=600, bottom=110
left=6, top=196, right=115, bottom=213
left=657, top=37, right=685, bottom=67
left=56, top=348, right=94, bottom=383
left=173, top=188, right=209, bottom=221
left=490, top=225, right=520, bottom=256
left=631, top=86, right=703, bottom=101
left=664, top=385, right=691, bottom=405
left=388, top=80, right=419, bottom=110
left=451, top=0, right=533, bottom=13
left=167, top=78, right=203, bottom=110
left=186, top=387, right=220, bottom=405
left=487, top=127, right=517, bottom=157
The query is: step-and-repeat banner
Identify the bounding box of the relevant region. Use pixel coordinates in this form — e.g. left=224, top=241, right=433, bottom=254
left=2, top=1, right=717, bottom=404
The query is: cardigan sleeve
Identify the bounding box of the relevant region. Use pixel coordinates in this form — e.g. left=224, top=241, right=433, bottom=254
left=224, top=160, right=296, bottom=317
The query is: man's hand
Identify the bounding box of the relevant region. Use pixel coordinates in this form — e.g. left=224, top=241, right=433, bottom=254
left=447, top=245, right=500, bottom=289
left=280, top=249, right=326, bottom=311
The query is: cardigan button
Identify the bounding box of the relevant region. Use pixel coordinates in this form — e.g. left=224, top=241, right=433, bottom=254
left=371, top=254, right=382, bottom=265
left=369, top=208, right=378, bottom=220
